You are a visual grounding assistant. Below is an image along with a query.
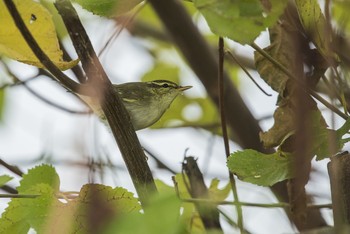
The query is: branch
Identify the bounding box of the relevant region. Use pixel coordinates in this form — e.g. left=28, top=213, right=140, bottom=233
left=218, top=37, right=243, bottom=232
left=0, top=185, right=18, bottom=194
left=328, top=153, right=350, bottom=233
left=54, top=0, right=157, bottom=205
left=182, top=157, right=222, bottom=231
left=142, top=146, right=177, bottom=175
left=0, top=158, right=23, bottom=177
left=1, top=62, right=91, bottom=115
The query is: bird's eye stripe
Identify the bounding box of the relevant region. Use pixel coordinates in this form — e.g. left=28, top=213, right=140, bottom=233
left=149, top=80, right=178, bottom=89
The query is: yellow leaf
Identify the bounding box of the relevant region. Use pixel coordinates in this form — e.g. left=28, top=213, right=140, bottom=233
left=0, top=0, right=78, bottom=70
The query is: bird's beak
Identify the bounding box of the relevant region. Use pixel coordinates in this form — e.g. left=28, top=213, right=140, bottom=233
left=178, top=85, right=192, bottom=91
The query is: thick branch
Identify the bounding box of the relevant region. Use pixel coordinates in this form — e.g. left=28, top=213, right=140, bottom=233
left=328, top=153, right=350, bottom=233
left=3, top=0, right=156, bottom=205
left=54, top=0, right=157, bottom=205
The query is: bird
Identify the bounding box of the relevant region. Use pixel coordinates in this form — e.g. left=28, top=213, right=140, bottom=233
left=77, top=80, right=192, bottom=130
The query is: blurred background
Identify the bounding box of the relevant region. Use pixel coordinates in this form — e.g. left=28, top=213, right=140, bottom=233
left=0, top=1, right=343, bottom=233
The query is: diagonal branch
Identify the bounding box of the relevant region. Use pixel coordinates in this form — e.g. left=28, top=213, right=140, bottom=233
left=54, top=0, right=157, bottom=205
left=4, top=0, right=157, bottom=206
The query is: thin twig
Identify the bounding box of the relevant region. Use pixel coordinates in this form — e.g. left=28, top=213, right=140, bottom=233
left=1, top=62, right=91, bottom=115
left=142, top=146, right=177, bottom=174
left=181, top=197, right=332, bottom=209
left=0, top=194, right=38, bottom=198
left=321, top=75, right=342, bottom=103
left=226, top=50, right=271, bottom=96
left=218, top=37, right=243, bottom=232
left=219, top=209, right=239, bottom=229
left=0, top=158, right=23, bottom=177
left=0, top=192, right=80, bottom=199
left=0, top=185, right=18, bottom=194
left=98, top=2, right=146, bottom=58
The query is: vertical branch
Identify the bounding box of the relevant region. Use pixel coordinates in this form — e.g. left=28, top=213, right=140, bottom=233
left=218, top=37, right=243, bottom=232
left=328, top=153, right=350, bottom=233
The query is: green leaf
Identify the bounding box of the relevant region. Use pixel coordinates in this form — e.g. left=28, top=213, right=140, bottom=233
left=51, top=184, right=141, bottom=233
left=295, top=0, right=336, bottom=60
left=17, top=164, right=60, bottom=193
left=306, top=110, right=334, bottom=160
left=0, top=175, right=13, bottom=187
left=227, top=149, right=293, bottom=186
left=0, top=184, right=59, bottom=234
left=336, top=117, right=350, bottom=137
left=194, top=0, right=287, bottom=44
left=74, top=0, right=143, bottom=16
left=314, top=118, right=350, bottom=160
left=0, top=165, right=61, bottom=233
left=64, top=184, right=141, bottom=233
left=105, top=194, right=185, bottom=234
left=0, top=163, right=141, bottom=234
left=0, top=0, right=78, bottom=70
left=21, top=184, right=63, bottom=233
left=78, top=184, right=141, bottom=214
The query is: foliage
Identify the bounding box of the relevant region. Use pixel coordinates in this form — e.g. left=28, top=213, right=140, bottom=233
left=0, top=165, right=141, bottom=233
left=2, top=0, right=350, bottom=232
left=194, top=0, right=288, bottom=44
left=105, top=194, right=185, bottom=234
left=0, top=164, right=230, bottom=233
left=227, top=149, right=293, bottom=186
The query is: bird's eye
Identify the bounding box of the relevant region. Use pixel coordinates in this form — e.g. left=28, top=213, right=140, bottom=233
left=162, top=83, right=169, bottom=88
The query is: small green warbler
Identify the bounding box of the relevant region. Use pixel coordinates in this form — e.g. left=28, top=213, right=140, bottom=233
left=78, top=80, right=192, bottom=130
